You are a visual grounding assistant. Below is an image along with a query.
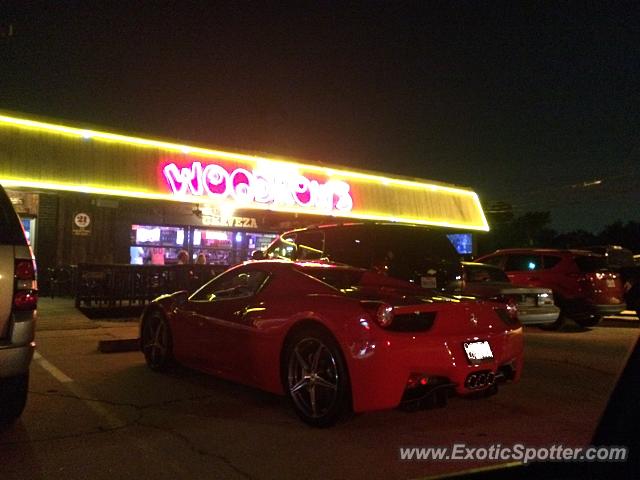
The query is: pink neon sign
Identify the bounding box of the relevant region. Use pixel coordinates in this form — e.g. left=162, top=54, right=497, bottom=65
left=162, top=161, right=353, bottom=212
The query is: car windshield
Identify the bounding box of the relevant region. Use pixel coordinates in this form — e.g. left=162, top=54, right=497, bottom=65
left=375, top=226, right=460, bottom=264
left=296, top=265, right=365, bottom=290
left=575, top=255, right=608, bottom=273
left=0, top=186, right=27, bottom=245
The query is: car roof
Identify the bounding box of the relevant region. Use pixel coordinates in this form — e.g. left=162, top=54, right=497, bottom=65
left=488, top=248, right=601, bottom=257
left=279, top=222, right=436, bottom=235
left=242, top=259, right=366, bottom=272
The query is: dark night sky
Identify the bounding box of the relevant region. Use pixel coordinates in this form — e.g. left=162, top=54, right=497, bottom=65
left=1, top=1, right=638, bottom=232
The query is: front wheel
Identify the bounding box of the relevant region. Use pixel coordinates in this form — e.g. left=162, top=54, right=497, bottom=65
left=283, top=328, right=351, bottom=427
left=0, top=374, right=29, bottom=425
left=141, top=312, right=174, bottom=371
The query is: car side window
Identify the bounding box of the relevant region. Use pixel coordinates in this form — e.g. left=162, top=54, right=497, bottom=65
left=466, top=266, right=508, bottom=282
left=482, top=255, right=505, bottom=268
left=0, top=187, right=27, bottom=245
left=265, top=235, right=296, bottom=260
left=543, top=255, right=562, bottom=269
left=190, top=269, right=269, bottom=302
left=323, top=227, right=373, bottom=268
left=504, top=254, right=542, bottom=271
left=296, top=231, right=325, bottom=260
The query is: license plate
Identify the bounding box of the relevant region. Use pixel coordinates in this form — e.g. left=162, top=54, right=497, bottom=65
left=606, top=279, right=615, bottom=288
left=420, top=276, right=437, bottom=289
left=464, top=341, right=494, bottom=363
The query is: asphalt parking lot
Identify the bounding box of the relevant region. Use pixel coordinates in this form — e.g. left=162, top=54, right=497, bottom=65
left=0, top=302, right=637, bottom=480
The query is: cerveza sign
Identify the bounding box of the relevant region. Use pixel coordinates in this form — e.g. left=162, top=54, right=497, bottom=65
left=202, top=215, right=258, bottom=228
left=163, top=161, right=354, bottom=213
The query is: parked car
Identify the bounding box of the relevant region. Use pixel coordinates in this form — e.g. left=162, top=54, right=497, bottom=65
left=0, top=184, right=38, bottom=424
left=476, top=248, right=626, bottom=328
left=140, top=260, right=523, bottom=426
left=258, top=223, right=463, bottom=291
left=584, top=245, right=640, bottom=313
left=459, top=262, right=560, bottom=326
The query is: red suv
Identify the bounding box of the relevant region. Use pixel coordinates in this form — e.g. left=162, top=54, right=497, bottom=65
left=476, top=248, right=626, bottom=328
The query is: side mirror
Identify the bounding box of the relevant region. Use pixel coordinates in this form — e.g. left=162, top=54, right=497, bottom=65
left=252, top=250, right=266, bottom=260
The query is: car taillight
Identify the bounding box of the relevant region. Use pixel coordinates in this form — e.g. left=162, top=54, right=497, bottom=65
left=537, top=292, right=554, bottom=305
left=15, top=259, right=35, bottom=279
left=360, top=301, right=395, bottom=328
left=568, top=272, right=589, bottom=283
left=505, top=297, right=518, bottom=322
left=14, top=258, right=37, bottom=310
left=376, top=304, right=394, bottom=328
left=494, top=295, right=519, bottom=326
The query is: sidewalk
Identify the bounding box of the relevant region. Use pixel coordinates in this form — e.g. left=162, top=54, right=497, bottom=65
left=36, top=297, right=140, bottom=341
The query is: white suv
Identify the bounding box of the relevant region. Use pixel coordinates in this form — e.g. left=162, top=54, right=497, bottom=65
left=0, top=185, right=37, bottom=424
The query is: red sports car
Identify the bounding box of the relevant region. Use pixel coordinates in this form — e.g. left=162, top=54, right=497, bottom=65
left=140, top=260, right=523, bottom=426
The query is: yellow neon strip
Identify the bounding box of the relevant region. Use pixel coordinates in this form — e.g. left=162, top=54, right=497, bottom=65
left=0, top=113, right=478, bottom=197
left=0, top=178, right=490, bottom=231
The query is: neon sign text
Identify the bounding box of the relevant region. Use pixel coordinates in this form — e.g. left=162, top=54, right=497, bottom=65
left=163, top=161, right=353, bottom=212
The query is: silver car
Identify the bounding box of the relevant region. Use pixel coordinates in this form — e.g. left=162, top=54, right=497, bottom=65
left=461, top=262, right=560, bottom=326
left=0, top=184, right=37, bottom=424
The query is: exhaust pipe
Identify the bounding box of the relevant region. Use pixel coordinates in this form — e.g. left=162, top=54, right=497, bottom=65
left=465, top=371, right=496, bottom=390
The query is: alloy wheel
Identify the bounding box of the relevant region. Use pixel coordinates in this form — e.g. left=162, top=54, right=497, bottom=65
left=287, top=337, right=340, bottom=419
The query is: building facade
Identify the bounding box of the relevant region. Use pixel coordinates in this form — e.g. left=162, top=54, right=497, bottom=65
left=0, top=111, right=489, bottom=278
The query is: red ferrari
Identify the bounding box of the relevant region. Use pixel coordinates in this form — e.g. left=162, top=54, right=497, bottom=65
left=140, top=260, right=524, bottom=426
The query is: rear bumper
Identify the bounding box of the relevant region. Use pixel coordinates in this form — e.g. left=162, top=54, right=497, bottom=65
left=518, top=306, right=561, bottom=325
left=345, top=326, right=524, bottom=413
left=0, top=311, right=36, bottom=378
left=0, top=342, right=35, bottom=378
left=562, top=299, right=626, bottom=318
left=590, top=303, right=627, bottom=316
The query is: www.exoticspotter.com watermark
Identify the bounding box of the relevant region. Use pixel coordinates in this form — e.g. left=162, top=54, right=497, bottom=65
left=399, top=444, right=628, bottom=464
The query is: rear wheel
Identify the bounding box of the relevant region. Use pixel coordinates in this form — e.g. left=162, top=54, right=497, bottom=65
left=283, top=327, right=351, bottom=427
left=0, top=374, right=29, bottom=425
left=572, top=313, right=601, bottom=328
left=537, top=315, right=566, bottom=331
left=141, top=312, right=174, bottom=371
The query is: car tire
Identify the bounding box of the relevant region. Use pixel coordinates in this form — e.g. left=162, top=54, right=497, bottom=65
left=0, top=374, right=29, bottom=425
left=573, top=314, right=602, bottom=328
left=141, top=312, right=174, bottom=371
left=283, top=327, right=351, bottom=427
left=537, top=315, right=566, bottom=331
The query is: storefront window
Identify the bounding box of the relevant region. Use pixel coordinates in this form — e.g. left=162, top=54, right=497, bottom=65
left=130, top=224, right=277, bottom=266
left=193, top=229, right=277, bottom=265
left=130, top=225, right=186, bottom=265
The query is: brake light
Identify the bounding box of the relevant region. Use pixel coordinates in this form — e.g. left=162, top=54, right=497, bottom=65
left=14, top=258, right=38, bottom=310
left=15, top=260, right=35, bottom=280
left=505, top=297, right=518, bottom=322
left=360, top=301, right=395, bottom=328
left=14, top=290, right=37, bottom=310
left=494, top=295, right=519, bottom=326
left=376, top=304, right=394, bottom=328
